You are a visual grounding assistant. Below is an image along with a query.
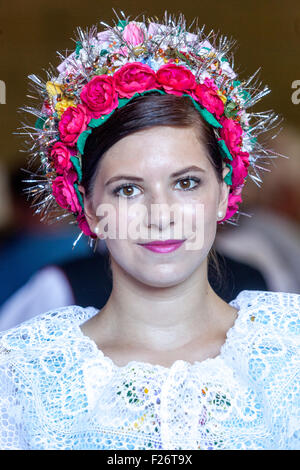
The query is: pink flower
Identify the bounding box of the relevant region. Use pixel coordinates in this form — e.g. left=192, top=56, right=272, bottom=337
left=52, top=170, right=82, bottom=213
left=59, top=104, right=91, bottom=147
left=231, top=151, right=250, bottom=187
left=113, top=62, right=158, bottom=98
left=50, top=142, right=76, bottom=174
left=57, top=51, right=76, bottom=74
left=219, top=116, right=243, bottom=154
left=156, top=63, right=196, bottom=96
left=191, top=78, right=224, bottom=118
left=114, top=46, right=129, bottom=57
left=122, top=22, right=145, bottom=46
left=224, top=191, right=243, bottom=220
left=77, top=213, right=97, bottom=238
left=80, top=75, right=118, bottom=119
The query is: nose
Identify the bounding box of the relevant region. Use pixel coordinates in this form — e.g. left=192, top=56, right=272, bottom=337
left=145, top=191, right=175, bottom=232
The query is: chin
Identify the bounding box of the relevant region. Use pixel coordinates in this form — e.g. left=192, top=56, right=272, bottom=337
left=131, top=263, right=198, bottom=288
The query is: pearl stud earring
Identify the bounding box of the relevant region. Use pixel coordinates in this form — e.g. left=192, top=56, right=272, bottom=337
left=217, top=211, right=224, bottom=219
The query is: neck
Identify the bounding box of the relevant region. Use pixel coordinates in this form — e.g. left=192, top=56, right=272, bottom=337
left=97, top=256, right=231, bottom=353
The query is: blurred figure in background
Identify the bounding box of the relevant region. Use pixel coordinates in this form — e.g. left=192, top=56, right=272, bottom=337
left=0, top=165, right=91, bottom=307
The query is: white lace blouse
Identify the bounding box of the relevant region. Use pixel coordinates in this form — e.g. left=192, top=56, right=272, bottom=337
left=0, top=290, right=299, bottom=450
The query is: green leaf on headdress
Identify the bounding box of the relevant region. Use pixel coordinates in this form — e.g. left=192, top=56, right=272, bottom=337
left=77, top=128, right=92, bottom=154
left=218, top=139, right=233, bottom=161
left=182, top=94, right=222, bottom=128
left=241, top=89, right=252, bottom=101
left=117, top=97, right=132, bottom=108
left=199, top=106, right=223, bottom=128
left=35, top=116, right=47, bottom=129
left=75, top=41, right=83, bottom=59
left=117, top=20, right=127, bottom=30
left=224, top=163, right=233, bottom=185
left=94, top=66, right=109, bottom=75
left=116, top=89, right=166, bottom=111
left=220, top=57, right=229, bottom=62
left=100, top=49, right=109, bottom=57
left=139, top=89, right=166, bottom=96
left=224, top=101, right=239, bottom=119
left=74, top=182, right=84, bottom=209
left=70, top=156, right=82, bottom=183
left=89, top=110, right=115, bottom=128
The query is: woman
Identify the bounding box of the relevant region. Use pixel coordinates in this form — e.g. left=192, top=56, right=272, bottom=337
left=0, top=10, right=299, bottom=450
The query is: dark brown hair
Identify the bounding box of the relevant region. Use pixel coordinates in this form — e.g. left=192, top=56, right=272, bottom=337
left=81, top=91, right=225, bottom=286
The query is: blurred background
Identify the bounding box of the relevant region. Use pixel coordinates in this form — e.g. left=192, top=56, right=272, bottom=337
left=0, top=0, right=299, bottom=330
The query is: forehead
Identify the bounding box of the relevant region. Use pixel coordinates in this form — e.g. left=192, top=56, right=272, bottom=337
left=99, top=125, right=210, bottom=174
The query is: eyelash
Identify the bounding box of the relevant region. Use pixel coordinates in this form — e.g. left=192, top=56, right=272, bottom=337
left=112, top=175, right=202, bottom=198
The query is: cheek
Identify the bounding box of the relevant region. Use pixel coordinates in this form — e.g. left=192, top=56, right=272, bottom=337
left=186, top=188, right=218, bottom=228
left=114, top=200, right=143, bottom=239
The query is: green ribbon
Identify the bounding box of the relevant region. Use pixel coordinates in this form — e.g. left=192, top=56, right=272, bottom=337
left=224, top=163, right=233, bottom=185
left=77, top=128, right=92, bottom=154
left=74, top=182, right=84, bottom=209
left=117, top=20, right=127, bottom=30
left=70, top=155, right=82, bottom=183
left=218, top=139, right=233, bottom=161
left=75, top=41, right=83, bottom=59
left=35, top=116, right=47, bottom=130
left=182, top=93, right=222, bottom=128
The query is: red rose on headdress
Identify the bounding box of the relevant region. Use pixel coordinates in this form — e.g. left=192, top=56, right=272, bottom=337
left=52, top=170, right=82, bottom=213
left=219, top=116, right=243, bottom=154
left=156, top=63, right=196, bottom=96
left=191, top=78, right=224, bottom=118
left=77, top=213, right=97, bottom=238
left=113, top=62, right=158, bottom=99
left=59, top=104, right=91, bottom=148
left=80, top=75, right=119, bottom=119
left=231, top=150, right=250, bottom=187
left=50, top=142, right=76, bottom=174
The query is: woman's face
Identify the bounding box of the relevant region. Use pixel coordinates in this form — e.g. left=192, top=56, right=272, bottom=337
left=82, top=125, right=230, bottom=287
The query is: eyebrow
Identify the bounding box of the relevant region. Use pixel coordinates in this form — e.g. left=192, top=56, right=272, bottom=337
left=105, top=165, right=206, bottom=186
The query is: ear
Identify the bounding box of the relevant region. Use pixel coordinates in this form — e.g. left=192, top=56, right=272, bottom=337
left=77, top=184, right=98, bottom=234
left=217, top=165, right=231, bottom=217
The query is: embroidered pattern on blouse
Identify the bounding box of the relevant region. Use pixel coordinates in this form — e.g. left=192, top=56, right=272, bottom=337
left=0, top=290, right=299, bottom=450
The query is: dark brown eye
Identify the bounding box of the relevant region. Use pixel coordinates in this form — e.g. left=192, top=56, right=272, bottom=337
left=179, top=179, right=191, bottom=189
left=175, top=177, right=200, bottom=191
left=122, top=186, right=134, bottom=196
left=112, top=184, right=141, bottom=198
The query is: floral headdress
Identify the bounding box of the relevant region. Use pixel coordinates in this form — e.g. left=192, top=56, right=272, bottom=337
left=17, top=9, right=283, bottom=249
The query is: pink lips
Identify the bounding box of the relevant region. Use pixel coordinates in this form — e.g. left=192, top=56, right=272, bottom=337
left=137, top=239, right=186, bottom=253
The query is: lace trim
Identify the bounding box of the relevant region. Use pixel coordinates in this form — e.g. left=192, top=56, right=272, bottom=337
left=72, top=294, right=250, bottom=372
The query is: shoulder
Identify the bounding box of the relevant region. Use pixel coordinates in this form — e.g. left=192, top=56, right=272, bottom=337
left=231, top=289, right=300, bottom=336
left=0, top=304, right=97, bottom=359
left=230, top=290, right=299, bottom=400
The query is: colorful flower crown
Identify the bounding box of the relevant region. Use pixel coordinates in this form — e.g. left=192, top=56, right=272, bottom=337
left=18, top=9, right=282, bottom=248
